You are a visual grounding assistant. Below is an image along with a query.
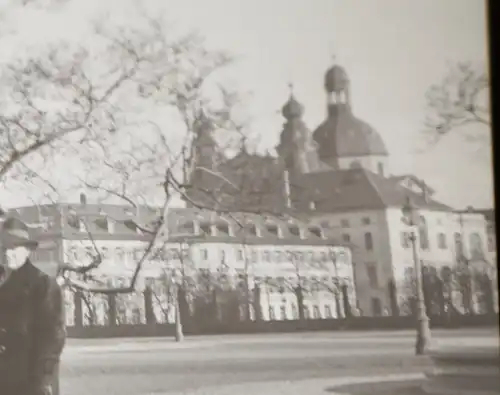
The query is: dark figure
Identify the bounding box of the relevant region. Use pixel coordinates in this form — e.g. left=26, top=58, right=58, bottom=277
left=0, top=216, right=66, bottom=395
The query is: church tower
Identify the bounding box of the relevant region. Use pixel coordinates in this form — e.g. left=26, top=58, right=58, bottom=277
left=276, top=86, right=322, bottom=176
left=313, top=62, right=389, bottom=175
left=185, top=109, right=224, bottom=207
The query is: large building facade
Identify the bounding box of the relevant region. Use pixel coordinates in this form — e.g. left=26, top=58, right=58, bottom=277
left=189, top=62, right=498, bottom=317
left=10, top=201, right=355, bottom=328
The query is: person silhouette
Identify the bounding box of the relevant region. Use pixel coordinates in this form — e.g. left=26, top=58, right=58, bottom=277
left=0, top=215, right=66, bottom=395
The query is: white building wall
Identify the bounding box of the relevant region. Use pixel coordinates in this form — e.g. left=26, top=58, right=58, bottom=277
left=61, top=239, right=355, bottom=322
left=308, top=209, right=392, bottom=316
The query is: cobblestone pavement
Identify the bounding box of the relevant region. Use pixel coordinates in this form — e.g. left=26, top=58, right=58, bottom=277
left=60, top=328, right=496, bottom=395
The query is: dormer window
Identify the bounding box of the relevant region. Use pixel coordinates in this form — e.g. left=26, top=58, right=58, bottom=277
left=288, top=225, right=301, bottom=237
left=246, top=223, right=258, bottom=237
left=266, top=223, right=282, bottom=238
left=308, top=226, right=324, bottom=239
left=199, top=222, right=212, bottom=236
left=215, top=221, right=231, bottom=236
left=124, top=219, right=138, bottom=233
left=95, top=216, right=109, bottom=232
left=179, top=220, right=195, bottom=235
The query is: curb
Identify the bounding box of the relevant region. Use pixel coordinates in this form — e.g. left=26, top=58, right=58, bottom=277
left=64, top=341, right=218, bottom=354
left=143, top=373, right=426, bottom=395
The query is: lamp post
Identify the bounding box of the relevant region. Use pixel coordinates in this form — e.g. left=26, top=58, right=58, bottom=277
left=402, top=196, right=432, bottom=355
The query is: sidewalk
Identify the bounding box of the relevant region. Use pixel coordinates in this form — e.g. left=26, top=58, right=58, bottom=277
left=146, top=373, right=425, bottom=395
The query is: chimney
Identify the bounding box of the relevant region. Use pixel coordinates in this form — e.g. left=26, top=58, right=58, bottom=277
left=283, top=170, right=292, bottom=208
left=79, top=193, right=87, bottom=206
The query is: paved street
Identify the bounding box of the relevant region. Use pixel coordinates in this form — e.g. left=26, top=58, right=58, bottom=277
left=60, top=328, right=497, bottom=395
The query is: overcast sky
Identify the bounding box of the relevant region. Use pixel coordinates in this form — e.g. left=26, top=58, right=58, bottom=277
left=0, top=0, right=492, bottom=209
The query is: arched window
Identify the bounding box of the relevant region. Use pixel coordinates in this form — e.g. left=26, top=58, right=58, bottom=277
left=469, top=233, right=484, bottom=259
left=418, top=216, right=429, bottom=249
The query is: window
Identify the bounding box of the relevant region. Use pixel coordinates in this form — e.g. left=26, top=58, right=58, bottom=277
left=366, top=263, right=378, bottom=288
left=215, top=222, right=230, bottom=235
left=437, top=233, right=447, bottom=249
left=179, top=220, right=195, bottom=234
left=200, top=249, right=208, bottom=260
left=262, top=250, right=270, bottom=262
left=266, top=223, right=280, bottom=237
left=100, top=247, right=109, bottom=260
left=275, top=250, right=283, bottom=262
left=364, top=232, right=374, bottom=251
left=371, top=297, right=382, bottom=316
left=246, top=223, right=258, bottom=237
left=276, top=277, right=286, bottom=294
left=324, top=305, right=332, bottom=318
left=342, top=233, right=351, bottom=243
left=418, top=216, right=429, bottom=250
left=362, top=217, right=371, bottom=225
left=67, top=213, right=81, bottom=229
left=401, top=232, right=411, bottom=248
left=305, top=251, right=314, bottom=262
left=340, top=219, right=350, bottom=228
left=220, top=249, right=226, bottom=261
left=251, top=249, right=258, bottom=262
left=304, top=306, right=310, bottom=319
left=237, top=249, right=244, bottom=261
left=96, top=216, right=109, bottom=231
left=199, top=222, right=211, bottom=236
left=313, top=305, right=321, bottom=319
left=291, top=304, right=298, bottom=319
left=310, top=277, right=319, bottom=292
left=320, top=251, right=328, bottom=262
left=280, top=305, right=287, bottom=320
left=469, top=233, right=484, bottom=259
left=289, top=225, right=301, bottom=237
left=308, top=226, right=323, bottom=238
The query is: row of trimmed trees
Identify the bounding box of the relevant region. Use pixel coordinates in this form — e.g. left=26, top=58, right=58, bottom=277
left=66, top=252, right=357, bottom=330
left=389, top=265, right=497, bottom=318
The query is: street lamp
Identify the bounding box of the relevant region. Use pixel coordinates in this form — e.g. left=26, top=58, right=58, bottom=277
left=402, top=195, right=432, bottom=355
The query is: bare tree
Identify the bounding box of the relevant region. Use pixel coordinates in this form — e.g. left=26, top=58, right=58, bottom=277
left=424, top=62, right=490, bottom=141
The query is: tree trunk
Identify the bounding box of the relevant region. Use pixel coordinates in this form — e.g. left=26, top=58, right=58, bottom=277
left=144, top=286, right=156, bottom=325
left=388, top=279, right=400, bottom=317
left=73, top=290, right=83, bottom=328
left=107, top=293, right=117, bottom=326
left=252, top=285, right=262, bottom=321
left=341, top=284, right=351, bottom=317
left=295, top=286, right=305, bottom=320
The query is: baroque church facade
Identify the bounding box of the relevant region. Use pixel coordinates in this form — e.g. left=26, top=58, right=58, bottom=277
left=190, top=62, right=497, bottom=317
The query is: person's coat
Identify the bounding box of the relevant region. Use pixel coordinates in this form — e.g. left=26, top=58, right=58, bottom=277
left=0, top=260, right=66, bottom=395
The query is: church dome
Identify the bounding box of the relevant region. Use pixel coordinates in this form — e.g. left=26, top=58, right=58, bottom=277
left=312, top=109, right=388, bottom=159
left=281, top=95, right=304, bottom=119
left=324, top=65, right=349, bottom=93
